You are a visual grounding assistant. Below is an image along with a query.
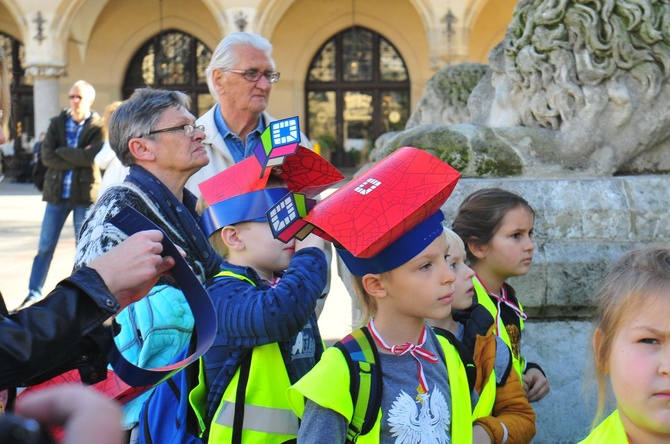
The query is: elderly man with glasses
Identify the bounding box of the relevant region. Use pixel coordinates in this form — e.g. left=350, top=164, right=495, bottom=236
left=185, top=32, right=311, bottom=196
left=72, top=88, right=222, bottom=440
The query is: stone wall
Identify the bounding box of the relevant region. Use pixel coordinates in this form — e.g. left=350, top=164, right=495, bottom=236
left=338, top=173, right=670, bottom=443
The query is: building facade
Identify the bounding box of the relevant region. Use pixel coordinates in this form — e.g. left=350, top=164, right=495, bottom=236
left=0, top=0, right=516, bottom=166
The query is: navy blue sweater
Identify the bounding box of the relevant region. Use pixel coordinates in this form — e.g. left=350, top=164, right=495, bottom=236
left=202, top=247, right=328, bottom=419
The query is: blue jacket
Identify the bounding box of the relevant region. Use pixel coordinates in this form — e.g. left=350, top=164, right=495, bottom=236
left=202, top=248, right=328, bottom=420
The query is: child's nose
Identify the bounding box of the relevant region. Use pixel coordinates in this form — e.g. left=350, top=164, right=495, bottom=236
left=442, top=263, right=456, bottom=285
left=525, top=237, right=535, bottom=251
left=659, top=346, right=670, bottom=375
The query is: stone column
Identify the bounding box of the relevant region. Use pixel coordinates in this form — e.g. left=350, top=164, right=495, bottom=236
left=24, top=66, right=65, bottom=137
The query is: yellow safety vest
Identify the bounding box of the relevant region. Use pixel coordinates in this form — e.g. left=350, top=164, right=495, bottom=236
left=473, top=371, right=497, bottom=419
left=473, top=277, right=526, bottom=379
left=288, top=331, right=473, bottom=443
left=201, top=270, right=301, bottom=443
left=578, top=410, right=629, bottom=443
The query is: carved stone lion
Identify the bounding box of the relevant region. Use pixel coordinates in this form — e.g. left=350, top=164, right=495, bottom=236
left=380, top=0, right=670, bottom=176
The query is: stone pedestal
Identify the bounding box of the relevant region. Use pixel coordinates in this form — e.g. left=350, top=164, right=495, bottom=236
left=337, top=174, right=669, bottom=443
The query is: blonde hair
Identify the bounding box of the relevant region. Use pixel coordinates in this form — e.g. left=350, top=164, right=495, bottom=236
left=443, top=227, right=463, bottom=255
left=590, top=246, right=670, bottom=427
left=350, top=275, right=377, bottom=328
left=196, top=195, right=229, bottom=258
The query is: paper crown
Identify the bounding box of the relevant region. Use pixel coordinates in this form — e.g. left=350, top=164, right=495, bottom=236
left=198, top=117, right=344, bottom=237
left=267, top=147, right=460, bottom=274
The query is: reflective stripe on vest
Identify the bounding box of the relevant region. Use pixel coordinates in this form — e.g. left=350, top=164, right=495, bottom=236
left=473, top=277, right=525, bottom=379
left=577, top=410, right=628, bottom=443
left=208, top=342, right=298, bottom=443
left=206, top=270, right=298, bottom=443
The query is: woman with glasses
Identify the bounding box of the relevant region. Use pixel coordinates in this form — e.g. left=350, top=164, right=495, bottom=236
left=185, top=32, right=312, bottom=197
left=73, top=88, right=222, bottom=442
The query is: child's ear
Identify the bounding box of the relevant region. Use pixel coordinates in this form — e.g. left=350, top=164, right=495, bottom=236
left=362, top=274, right=387, bottom=300
left=467, top=238, right=487, bottom=260
left=221, top=226, right=244, bottom=251
left=128, top=138, right=155, bottom=162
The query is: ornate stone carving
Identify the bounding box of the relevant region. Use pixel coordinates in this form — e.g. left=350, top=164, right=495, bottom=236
left=384, top=0, right=670, bottom=176
left=24, top=65, right=66, bottom=78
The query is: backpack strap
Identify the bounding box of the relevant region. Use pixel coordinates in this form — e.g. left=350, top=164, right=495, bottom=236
left=431, top=327, right=477, bottom=394
left=334, top=327, right=382, bottom=444
left=231, top=352, right=252, bottom=444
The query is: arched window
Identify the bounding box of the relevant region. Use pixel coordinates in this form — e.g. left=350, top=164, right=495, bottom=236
left=305, top=27, right=410, bottom=167
left=0, top=32, right=33, bottom=143
left=122, top=30, right=214, bottom=117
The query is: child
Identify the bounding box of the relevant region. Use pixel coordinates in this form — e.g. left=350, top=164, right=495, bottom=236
left=195, top=144, right=343, bottom=443
left=135, top=121, right=344, bottom=443
left=579, top=246, right=670, bottom=443
left=452, top=188, right=550, bottom=402
left=284, top=147, right=475, bottom=443
left=429, top=228, right=536, bottom=444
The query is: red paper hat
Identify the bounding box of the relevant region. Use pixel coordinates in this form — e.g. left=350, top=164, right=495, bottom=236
left=267, top=147, right=460, bottom=274
left=198, top=117, right=343, bottom=236
left=198, top=145, right=343, bottom=205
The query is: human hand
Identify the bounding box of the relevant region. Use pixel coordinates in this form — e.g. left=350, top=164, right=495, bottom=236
left=473, top=424, right=493, bottom=444
left=296, top=233, right=325, bottom=252
left=88, top=230, right=176, bottom=309
left=523, top=367, right=550, bottom=402
left=14, top=385, right=122, bottom=444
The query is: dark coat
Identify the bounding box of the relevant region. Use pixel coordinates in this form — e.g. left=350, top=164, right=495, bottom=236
left=40, top=109, right=103, bottom=205
left=0, top=266, right=119, bottom=392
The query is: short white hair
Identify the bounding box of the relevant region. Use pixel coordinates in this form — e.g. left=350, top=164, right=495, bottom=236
left=205, top=33, right=274, bottom=101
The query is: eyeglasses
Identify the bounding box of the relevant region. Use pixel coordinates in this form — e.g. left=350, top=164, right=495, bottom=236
left=145, top=123, right=205, bottom=138
left=68, top=95, right=83, bottom=101
left=221, top=68, right=280, bottom=83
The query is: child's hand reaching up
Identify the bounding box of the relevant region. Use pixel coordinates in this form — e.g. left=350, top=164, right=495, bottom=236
left=523, top=367, right=550, bottom=402
left=296, top=234, right=325, bottom=252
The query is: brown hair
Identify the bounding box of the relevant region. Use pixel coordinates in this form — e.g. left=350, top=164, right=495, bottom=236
left=590, top=246, right=670, bottom=427
left=452, top=188, right=534, bottom=264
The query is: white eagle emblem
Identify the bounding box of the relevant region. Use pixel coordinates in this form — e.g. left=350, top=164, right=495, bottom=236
left=387, top=389, right=450, bottom=443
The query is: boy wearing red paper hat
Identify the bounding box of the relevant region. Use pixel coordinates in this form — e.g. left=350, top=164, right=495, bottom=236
left=281, top=147, right=476, bottom=443
left=189, top=121, right=344, bottom=443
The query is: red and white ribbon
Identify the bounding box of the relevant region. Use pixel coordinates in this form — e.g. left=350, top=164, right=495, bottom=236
left=477, top=274, right=527, bottom=336
left=368, top=319, right=438, bottom=393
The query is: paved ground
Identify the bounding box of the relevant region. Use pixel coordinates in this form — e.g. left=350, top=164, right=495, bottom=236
left=0, top=178, right=355, bottom=342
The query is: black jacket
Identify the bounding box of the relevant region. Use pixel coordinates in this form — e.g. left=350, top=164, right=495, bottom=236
left=40, top=109, right=103, bottom=205
left=0, top=266, right=119, bottom=391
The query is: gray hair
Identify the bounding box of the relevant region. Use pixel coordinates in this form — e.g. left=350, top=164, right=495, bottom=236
left=109, top=88, right=191, bottom=166
left=205, top=32, right=275, bottom=99
left=72, top=80, right=96, bottom=102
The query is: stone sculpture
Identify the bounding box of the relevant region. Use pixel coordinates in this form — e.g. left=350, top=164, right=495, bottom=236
left=380, top=0, right=670, bottom=176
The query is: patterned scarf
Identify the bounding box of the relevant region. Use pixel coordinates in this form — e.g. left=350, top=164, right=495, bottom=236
left=124, top=165, right=221, bottom=281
